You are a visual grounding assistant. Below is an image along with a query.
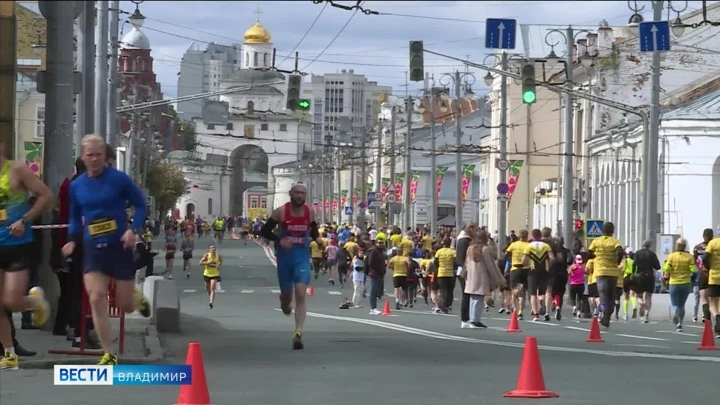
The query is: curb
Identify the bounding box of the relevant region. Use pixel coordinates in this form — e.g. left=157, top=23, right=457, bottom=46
left=20, top=324, right=166, bottom=370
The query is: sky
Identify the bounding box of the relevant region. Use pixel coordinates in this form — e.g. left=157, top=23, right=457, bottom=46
left=119, top=0, right=707, bottom=99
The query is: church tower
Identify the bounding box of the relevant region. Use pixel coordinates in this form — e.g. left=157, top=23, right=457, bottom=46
left=243, top=8, right=272, bottom=70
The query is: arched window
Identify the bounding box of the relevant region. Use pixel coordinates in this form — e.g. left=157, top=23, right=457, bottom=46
left=245, top=52, right=249, bottom=67
left=247, top=101, right=255, bottom=114
left=263, top=52, right=268, bottom=66
left=253, top=52, right=258, bottom=66
left=208, top=198, right=213, bottom=215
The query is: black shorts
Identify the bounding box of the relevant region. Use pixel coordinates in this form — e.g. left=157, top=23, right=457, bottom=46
left=0, top=243, right=35, bottom=272
left=183, top=253, right=193, bottom=261
left=509, top=268, right=529, bottom=289
left=623, top=276, right=634, bottom=293
left=393, top=276, right=407, bottom=289
left=430, top=278, right=440, bottom=291
left=615, top=287, right=624, bottom=298
left=500, top=273, right=512, bottom=292
left=527, top=269, right=548, bottom=295
left=698, top=273, right=709, bottom=290
left=634, top=273, right=655, bottom=294
left=204, top=276, right=220, bottom=283
left=165, top=253, right=175, bottom=260
left=588, top=283, right=599, bottom=298
left=551, top=273, right=568, bottom=295
left=707, top=285, right=720, bottom=297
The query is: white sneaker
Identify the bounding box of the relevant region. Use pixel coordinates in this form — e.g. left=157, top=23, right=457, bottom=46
left=461, top=322, right=477, bottom=329
left=369, top=309, right=381, bottom=315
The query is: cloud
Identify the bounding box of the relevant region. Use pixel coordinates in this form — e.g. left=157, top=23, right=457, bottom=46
left=123, top=0, right=707, bottom=99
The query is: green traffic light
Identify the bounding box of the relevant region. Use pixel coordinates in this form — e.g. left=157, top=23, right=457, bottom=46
left=297, top=99, right=311, bottom=110
left=522, top=90, right=536, bottom=104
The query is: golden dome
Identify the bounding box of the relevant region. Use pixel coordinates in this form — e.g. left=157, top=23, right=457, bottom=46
left=244, top=20, right=271, bottom=44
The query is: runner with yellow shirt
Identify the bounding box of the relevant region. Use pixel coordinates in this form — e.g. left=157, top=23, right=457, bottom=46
left=587, top=222, right=624, bottom=328
left=702, top=228, right=720, bottom=337
left=505, top=230, right=530, bottom=320
left=310, top=239, right=325, bottom=281
left=420, top=233, right=434, bottom=251
left=434, top=239, right=456, bottom=314
left=522, top=229, right=553, bottom=322
left=199, top=245, right=222, bottom=309
left=388, top=250, right=411, bottom=309
left=663, top=238, right=696, bottom=332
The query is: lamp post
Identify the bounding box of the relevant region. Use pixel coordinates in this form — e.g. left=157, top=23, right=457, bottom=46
left=30, top=18, right=46, bottom=55
left=627, top=1, right=664, bottom=245
left=128, top=0, right=146, bottom=28
left=438, top=71, right=476, bottom=231
left=670, top=0, right=720, bottom=36
left=543, top=27, right=594, bottom=248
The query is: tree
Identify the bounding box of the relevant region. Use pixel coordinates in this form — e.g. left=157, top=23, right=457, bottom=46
left=146, top=160, right=189, bottom=214
left=178, top=122, right=198, bottom=152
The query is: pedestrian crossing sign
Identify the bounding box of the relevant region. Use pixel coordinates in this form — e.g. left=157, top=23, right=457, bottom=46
left=585, top=219, right=604, bottom=239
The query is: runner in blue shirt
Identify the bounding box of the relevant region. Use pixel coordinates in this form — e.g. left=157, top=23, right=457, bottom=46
left=62, top=135, right=150, bottom=366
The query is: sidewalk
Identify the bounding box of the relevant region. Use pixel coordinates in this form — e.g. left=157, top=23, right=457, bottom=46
left=12, top=313, right=165, bottom=369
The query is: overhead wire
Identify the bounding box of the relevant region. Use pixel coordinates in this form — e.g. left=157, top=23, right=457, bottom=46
left=277, top=1, right=328, bottom=68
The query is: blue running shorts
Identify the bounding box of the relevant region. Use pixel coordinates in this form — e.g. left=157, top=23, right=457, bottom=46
left=276, top=250, right=311, bottom=292
left=83, top=242, right=136, bottom=281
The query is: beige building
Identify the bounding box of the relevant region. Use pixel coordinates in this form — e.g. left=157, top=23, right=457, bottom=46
left=16, top=2, right=46, bottom=71
left=14, top=71, right=44, bottom=174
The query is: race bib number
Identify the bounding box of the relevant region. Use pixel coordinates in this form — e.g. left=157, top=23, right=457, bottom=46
left=0, top=208, right=6, bottom=223
left=288, top=236, right=304, bottom=245
left=88, top=218, right=118, bottom=238
left=709, top=270, right=720, bottom=286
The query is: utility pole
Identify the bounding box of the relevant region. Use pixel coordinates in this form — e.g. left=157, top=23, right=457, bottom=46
left=336, top=146, right=342, bottom=225
left=403, top=96, right=413, bottom=231
left=454, top=71, right=463, bottom=230
left=94, top=0, right=109, bottom=141
left=374, top=125, right=383, bottom=226
left=645, top=1, right=663, bottom=244
left=556, top=94, right=563, bottom=236
left=360, top=130, right=368, bottom=230
left=497, top=52, right=509, bottom=248
left=107, top=0, right=120, bottom=147
left=429, top=84, right=437, bottom=237
left=76, top=0, right=95, bottom=154
left=142, top=109, right=152, bottom=186
left=561, top=26, right=575, bottom=251
left=320, top=157, right=326, bottom=223
left=348, top=135, right=355, bottom=226
left=389, top=107, right=397, bottom=226
left=38, top=0, right=77, bottom=331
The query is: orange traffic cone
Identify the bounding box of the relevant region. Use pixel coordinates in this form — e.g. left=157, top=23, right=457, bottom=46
left=697, top=319, right=719, bottom=350
left=504, top=336, right=559, bottom=398
left=505, top=310, right=521, bottom=332
left=174, top=342, right=214, bottom=405
left=586, top=316, right=604, bottom=342
left=381, top=300, right=392, bottom=316
left=306, top=285, right=314, bottom=296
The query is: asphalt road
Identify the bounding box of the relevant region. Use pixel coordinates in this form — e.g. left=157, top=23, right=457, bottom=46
left=2, top=236, right=718, bottom=404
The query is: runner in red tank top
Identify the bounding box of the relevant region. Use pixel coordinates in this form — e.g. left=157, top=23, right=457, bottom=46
left=260, top=182, right=324, bottom=350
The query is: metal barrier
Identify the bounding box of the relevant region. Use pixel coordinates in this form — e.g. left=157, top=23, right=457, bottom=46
left=47, top=281, right=127, bottom=356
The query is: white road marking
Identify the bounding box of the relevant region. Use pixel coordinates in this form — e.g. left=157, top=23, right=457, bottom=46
left=271, top=289, right=281, bottom=293
left=613, top=343, right=670, bottom=349
left=564, top=326, right=591, bottom=332
left=300, top=310, right=720, bottom=362
left=328, top=291, right=342, bottom=295
left=684, top=324, right=704, bottom=329
left=396, top=309, right=455, bottom=317
left=240, top=290, right=255, bottom=293
left=656, top=330, right=697, bottom=337
left=488, top=326, right=507, bottom=332
left=527, top=321, right=558, bottom=327
left=615, top=333, right=668, bottom=341
left=183, top=289, right=197, bottom=293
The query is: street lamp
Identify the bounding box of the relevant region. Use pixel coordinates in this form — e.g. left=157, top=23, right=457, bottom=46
left=128, top=0, right=145, bottom=29
left=670, top=1, right=719, bottom=37
left=31, top=18, right=46, bottom=55
left=627, top=0, right=645, bottom=36
left=438, top=71, right=476, bottom=230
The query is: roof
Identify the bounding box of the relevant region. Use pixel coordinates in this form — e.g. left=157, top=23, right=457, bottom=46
left=401, top=102, right=492, bottom=145
left=244, top=20, right=271, bottom=44
left=662, top=86, right=720, bottom=121
left=121, top=27, right=150, bottom=50
left=517, top=24, right=604, bottom=59
left=226, top=69, right=285, bottom=84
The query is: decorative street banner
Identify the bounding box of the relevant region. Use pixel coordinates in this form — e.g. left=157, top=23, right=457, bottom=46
left=324, top=198, right=330, bottom=212
left=461, top=164, right=476, bottom=205
left=394, top=173, right=405, bottom=199
left=353, top=187, right=361, bottom=204
left=506, top=160, right=524, bottom=209
left=409, top=171, right=421, bottom=203
left=381, top=177, right=390, bottom=198
left=436, top=166, right=449, bottom=203
left=24, top=141, right=43, bottom=177
left=332, top=192, right=338, bottom=212
left=341, top=189, right=348, bottom=206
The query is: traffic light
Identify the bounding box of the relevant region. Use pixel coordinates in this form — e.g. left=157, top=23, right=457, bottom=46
left=520, top=62, right=537, bottom=104
left=409, top=41, right=424, bottom=82
left=575, top=219, right=584, bottom=230
left=286, top=75, right=302, bottom=111
left=297, top=99, right=311, bottom=111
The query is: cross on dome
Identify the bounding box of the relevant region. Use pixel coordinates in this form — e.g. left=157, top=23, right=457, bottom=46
left=254, top=5, right=262, bottom=22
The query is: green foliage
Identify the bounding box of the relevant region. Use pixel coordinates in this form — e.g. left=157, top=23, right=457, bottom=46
left=146, top=160, right=189, bottom=214
left=178, top=121, right=198, bottom=152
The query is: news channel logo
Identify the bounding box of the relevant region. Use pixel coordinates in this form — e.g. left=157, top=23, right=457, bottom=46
left=54, top=365, right=192, bottom=386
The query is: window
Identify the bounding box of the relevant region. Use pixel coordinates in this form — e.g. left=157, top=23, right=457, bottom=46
left=247, top=100, right=254, bottom=113
left=260, top=123, right=268, bottom=131
left=245, top=52, right=249, bottom=67
left=260, top=197, right=267, bottom=209
left=279, top=124, right=287, bottom=131
left=226, top=123, right=234, bottom=130
left=208, top=198, right=213, bottom=215
left=253, top=52, right=258, bottom=66
left=207, top=124, right=215, bottom=130
left=263, top=53, right=268, bottom=66
left=35, top=106, right=45, bottom=138
left=250, top=196, right=258, bottom=209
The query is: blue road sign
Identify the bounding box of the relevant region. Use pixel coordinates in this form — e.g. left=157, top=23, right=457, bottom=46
left=485, top=18, right=517, bottom=50
left=367, top=192, right=379, bottom=209
left=344, top=206, right=354, bottom=216
left=639, top=21, right=671, bottom=52
left=585, top=219, right=604, bottom=239
left=496, top=182, right=509, bottom=195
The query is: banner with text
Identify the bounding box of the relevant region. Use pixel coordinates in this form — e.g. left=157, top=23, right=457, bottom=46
left=436, top=166, right=449, bottom=203
left=381, top=177, right=390, bottom=198
left=461, top=164, right=476, bottom=205
left=409, top=171, right=421, bottom=203
left=394, top=173, right=405, bottom=199
left=506, top=160, right=524, bottom=210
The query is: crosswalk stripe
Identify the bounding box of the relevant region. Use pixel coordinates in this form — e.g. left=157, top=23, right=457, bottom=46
left=328, top=291, right=342, bottom=295
left=271, top=289, right=281, bottom=293
left=240, top=290, right=255, bottom=293
left=183, top=289, right=197, bottom=293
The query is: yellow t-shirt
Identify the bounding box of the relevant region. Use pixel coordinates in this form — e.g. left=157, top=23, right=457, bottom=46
left=419, top=258, right=431, bottom=275
left=202, top=252, right=221, bottom=278
left=344, top=241, right=359, bottom=256
left=588, top=236, right=622, bottom=278
left=587, top=259, right=596, bottom=285
left=389, top=255, right=408, bottom=277
left=401, top=237, right=414, bottom=256
left=664, top=251, right=696, bottom=285
left=506, top=240, right=530, bottom=269
left=390, top=234, right=402, bottom=248
left=434, top=247, right=456, bottom=278
left=523, top=241, right=552, bottom=271
left=703, top=237, right=720, bottom=286
left=310, top=241, right=323, bottom=258
left=321, top=237, right=329, bottom=247
left=421, top=236, right=434, bottom=251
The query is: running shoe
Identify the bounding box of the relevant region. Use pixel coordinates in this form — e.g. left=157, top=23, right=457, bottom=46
left=0, top=353, right=18, bottom=370
left=292, top=332, right=304, bottom=350
left=28, top=287, right=49, bottom=327
left=98, top=353, right=118, bottom=365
